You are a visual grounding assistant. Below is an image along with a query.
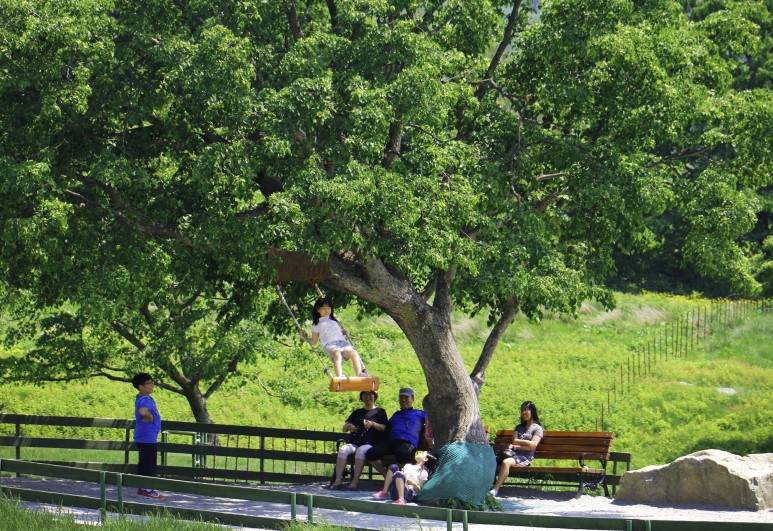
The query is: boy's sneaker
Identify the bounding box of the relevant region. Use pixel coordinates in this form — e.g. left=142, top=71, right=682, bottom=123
left=137, top=489, right=165, bottom=499
left=489, top=488, right=499, bottom=497
left=372, top=491, right=388, bottom=500
left=392, top=498, right=407, bottom=505
left=359, top=368, right=369, bottom=377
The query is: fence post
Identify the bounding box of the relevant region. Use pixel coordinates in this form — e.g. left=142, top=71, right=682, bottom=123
left=662, top=328, right=667, bottom=362
left=638, top=348, right=642, bottom=378
left=99, top=471, right=107, bottom=524
left=647, top=341, right=651, bottom=373
left=117, top=473, right=124, bottom=514
left=307, top=493, right=314, bottom=523
left=628, top=357, right=631, bottom=385
left=601, top=401, right=605, bottom=431
left=260, top=435, right=265, bottom=484
left=291, top=492, right=297, bottom=520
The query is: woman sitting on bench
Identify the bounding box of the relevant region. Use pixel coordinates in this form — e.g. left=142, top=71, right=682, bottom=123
left=490, top=400, right=543, bottom=497
left=327, top=390, right=388, bottom=490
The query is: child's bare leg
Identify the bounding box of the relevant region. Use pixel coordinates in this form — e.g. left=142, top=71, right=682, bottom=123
left=329, top=349, right=343, bottom=377
left=394, top=477, right=406, bottom=501
left=343, top=347, right=363, bottom=375
left=378, top=467, right=395, bottom=495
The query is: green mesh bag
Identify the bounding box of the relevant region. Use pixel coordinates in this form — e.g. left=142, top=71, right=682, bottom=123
left=415, top=441, right=496, bottom=506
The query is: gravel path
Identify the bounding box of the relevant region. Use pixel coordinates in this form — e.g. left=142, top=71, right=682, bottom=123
left=4, top=477, right=772, bottom=530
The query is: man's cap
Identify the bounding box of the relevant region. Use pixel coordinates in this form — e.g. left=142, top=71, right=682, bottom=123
left=398, top=387, right=414, bottom=397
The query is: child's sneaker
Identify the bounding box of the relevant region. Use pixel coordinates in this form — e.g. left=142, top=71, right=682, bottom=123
left=372, top=491, right=388, bottom=500
left=489, top=488, right=499, bottom=497
left=137, top=489, right=165, bottom=499
left=359, top=368, right=369, bottom=377
left=392, top=498, right=407, bottom=505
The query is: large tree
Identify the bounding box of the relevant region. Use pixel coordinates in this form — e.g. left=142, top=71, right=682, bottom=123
left=1, top=0, right=770, bottom=500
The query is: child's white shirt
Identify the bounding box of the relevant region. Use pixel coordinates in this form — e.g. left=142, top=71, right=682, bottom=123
left=311, top=316, right=347, bottom=346
left=402, top=463, right=429, bottom=485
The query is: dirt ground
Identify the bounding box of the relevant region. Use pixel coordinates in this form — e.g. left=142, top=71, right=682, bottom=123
left=5, top=476, right=773, bottom=530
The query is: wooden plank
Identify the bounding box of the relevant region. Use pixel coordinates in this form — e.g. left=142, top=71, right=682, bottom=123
left=329, top=376, right=380, bottom=392
left=1, top=486, right=104, bottom=510
left=495, top=430, right=615, bottom=438
left=0, top=413, right=345, bottom=441
left=533, top=451, right=611, bottom=460
left=0, top=437, right=337, bottom=464
left=509, top=467, right=606, bottom=475
left=0, top=437, right=131, bottom=451
left=0, top=414, right=133, bottom=429
left=0, top=458, right=107, bottom=482
left=495, top=442, right=611, bottom=453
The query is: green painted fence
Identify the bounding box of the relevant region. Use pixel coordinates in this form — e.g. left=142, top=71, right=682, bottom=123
left=3, top=459, right=767, bottom=531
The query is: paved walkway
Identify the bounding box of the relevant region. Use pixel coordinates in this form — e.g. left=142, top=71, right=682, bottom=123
left=4, top=477, right=772, bottom=530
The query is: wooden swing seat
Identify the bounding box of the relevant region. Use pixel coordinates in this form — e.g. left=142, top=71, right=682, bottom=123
left=329, top=376, right=380, bottom=393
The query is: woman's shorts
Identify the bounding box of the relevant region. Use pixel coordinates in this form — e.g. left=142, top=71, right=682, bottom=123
left=496, top=448, right=532, bottom=467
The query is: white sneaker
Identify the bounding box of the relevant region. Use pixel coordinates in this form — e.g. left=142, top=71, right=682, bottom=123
left=359, top=368, right=369, bottom=377
left=489, top=488, right=498, bottom=497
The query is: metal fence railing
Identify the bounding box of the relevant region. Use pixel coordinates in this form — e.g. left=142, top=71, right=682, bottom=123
left=2, top=459, right=761, bottom=531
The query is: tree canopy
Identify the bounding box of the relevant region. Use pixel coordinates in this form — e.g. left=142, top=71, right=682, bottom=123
left=1, top=0, right=771, bottom=501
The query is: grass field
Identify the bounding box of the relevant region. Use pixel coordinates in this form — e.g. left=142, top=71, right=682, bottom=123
left=1, top=292, right=770, bottom=469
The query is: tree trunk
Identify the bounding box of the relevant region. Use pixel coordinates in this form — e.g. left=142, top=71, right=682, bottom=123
left=323, top=256, right=493, bottom=502
left=179, top=381, right=220, bottom=445
left=324, top=257, right=488, bottom=445
left=392, top=301, right=488, bottom=447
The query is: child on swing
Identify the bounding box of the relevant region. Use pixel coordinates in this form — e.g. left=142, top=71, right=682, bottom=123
left=299, top=297, right=367, bottom=378
left=372, top=451, right=433, bottom=505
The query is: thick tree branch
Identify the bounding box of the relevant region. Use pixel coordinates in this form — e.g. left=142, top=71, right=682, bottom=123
left=534, top=188, right=568, bottom=213
left=140, top=303, right=155, bottom=327
left=433, top=267, right=456, bottom=315
left=286, top=0, right=303, bottom=41
left=470, top=294, right=520, bottom=383
left=78, top=177, right=194, bottom=248
left=325, top=0, right=338, bottom=28
left=97, top=370, right=182, bottom=395
left=382, top=121, right=404, bottom=168
left=536, top=172, right=566, bottom=182
left=650, top=147, right=709, bottom=167
left=419, top=275, right=437, bottom=302
left=203, top=354, right=240, bottom=399
left=475, top=0, right=522, bottom=100
left=110, top=320, right=145, bottom=350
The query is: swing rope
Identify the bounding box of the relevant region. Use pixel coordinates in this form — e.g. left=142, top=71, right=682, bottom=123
left=274, top=283, right=334, bottom=379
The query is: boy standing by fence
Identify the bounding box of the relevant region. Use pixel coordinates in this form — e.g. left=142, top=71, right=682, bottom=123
left=132, top=372, right=164, bottom=499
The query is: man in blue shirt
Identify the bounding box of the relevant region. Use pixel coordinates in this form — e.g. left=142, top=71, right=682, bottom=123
left=365, top=387, right=427, bottom=473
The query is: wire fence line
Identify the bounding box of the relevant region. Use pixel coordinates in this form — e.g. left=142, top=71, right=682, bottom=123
left=596, top=298, right=771, bottom=431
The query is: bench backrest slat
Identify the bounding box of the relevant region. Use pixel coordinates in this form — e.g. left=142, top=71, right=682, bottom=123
left=493, top=430, right=614, bottom=460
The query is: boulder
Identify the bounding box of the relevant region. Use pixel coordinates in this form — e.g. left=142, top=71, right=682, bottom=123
left=616, top=450, right=773, bottom=510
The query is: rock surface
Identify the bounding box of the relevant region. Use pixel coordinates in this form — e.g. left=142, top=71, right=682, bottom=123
left=616, top=450, right=773, bottom=510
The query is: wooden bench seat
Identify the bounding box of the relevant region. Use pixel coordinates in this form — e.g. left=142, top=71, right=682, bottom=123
left=493, top=429, right=631, bottom=497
